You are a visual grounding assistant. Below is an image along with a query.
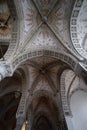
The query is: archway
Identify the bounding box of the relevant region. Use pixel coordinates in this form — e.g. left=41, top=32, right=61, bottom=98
left=0, top=67, right=27, bottom=130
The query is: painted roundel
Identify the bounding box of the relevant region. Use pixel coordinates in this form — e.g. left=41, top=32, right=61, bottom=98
left=21, top=0, right=36, bottom=35
left=70, top=0, right=87, bottom=58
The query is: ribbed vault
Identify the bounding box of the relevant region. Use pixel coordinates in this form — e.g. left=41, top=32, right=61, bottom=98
left=0, top=0, right=87, bottom=130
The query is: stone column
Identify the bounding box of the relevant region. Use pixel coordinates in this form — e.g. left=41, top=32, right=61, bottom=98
left=0, top=63, right=12, bottom=81
left=26, top=110, right=32, bottom=130
left=15, top=93, right=27, bottom=130
left=15, top=97, right=26, bottom=130
left=15, top=74, right=28, bottom=129
left=15, top=116, right=25, bottom=130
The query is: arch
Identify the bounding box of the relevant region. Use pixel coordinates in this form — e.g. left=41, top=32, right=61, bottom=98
left=0, top=91, right=21, bottom=130
left=0, top=69, right=22, bottom=96
left=27, top=90, right=59, bottom=110
left=32, top=113, right=56, bottom=130
left=60, top=69, right=80, bottom=116
left=70, top=0, right=87, bottom=58
left=12, top=50, right=79, bottom=72
left=26, top=90, right=64, bottom=130
left=0, top=64, right=30, bottom=129
left=14, top=65, right=30, bottom=119
left=14, top=65, right=29, bottom=92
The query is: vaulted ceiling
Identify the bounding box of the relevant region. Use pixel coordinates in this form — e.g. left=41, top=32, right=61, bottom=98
left=0, top=0, right=87, bottom=61
left=0, top=0, right=87, bottom=130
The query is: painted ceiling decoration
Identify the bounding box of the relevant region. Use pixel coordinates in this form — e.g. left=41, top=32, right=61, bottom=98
left=0, top=0, right=86, bottom=62
left=0, top=0, right=87, bottom=130
left=15, top=0, right=82, bottom=59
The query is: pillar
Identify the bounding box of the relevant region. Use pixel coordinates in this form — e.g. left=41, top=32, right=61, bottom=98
left=15, top=116, right=25, bottom=130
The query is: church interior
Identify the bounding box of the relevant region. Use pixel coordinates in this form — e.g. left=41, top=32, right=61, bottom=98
left=0, top=0, right=87, bottom=130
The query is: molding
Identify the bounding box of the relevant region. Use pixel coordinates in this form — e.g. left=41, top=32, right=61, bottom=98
left=60, top=69, right=72, bottom=116
left=70, top=0, right=87, bottom=58
left=12, top=49, right=79, bottom=73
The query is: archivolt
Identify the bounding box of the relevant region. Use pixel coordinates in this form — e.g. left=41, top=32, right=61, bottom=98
left=12, top=50, right=80, bottom=73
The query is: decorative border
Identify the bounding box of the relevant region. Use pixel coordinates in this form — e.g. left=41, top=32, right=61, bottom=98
left=60, top=70, right=72, bottom=116
left=12, top=50, right=78, bottom=72
left=70, top=0, right=87, bottom=58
